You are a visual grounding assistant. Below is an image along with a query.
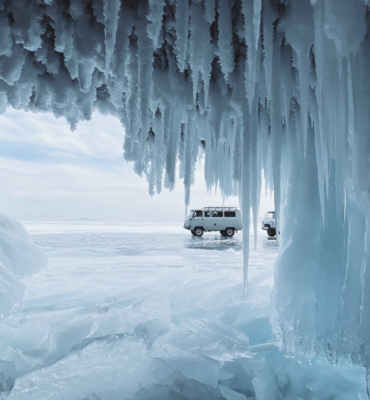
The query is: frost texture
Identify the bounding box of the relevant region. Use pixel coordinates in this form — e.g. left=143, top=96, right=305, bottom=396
left=1, top=0, right=370, bottom=389
left=0, top=214, right=47, bottom=318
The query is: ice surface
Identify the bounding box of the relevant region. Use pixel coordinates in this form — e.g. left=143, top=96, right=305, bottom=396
left=0, top=223, right=366, bottom=399
left=1, top=0, right=370, bottom=394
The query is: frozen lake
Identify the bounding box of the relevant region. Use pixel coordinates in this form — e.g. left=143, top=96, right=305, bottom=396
left=1, top=223, right=366, bottom=399
left=21, top=224, right=278, bottom=342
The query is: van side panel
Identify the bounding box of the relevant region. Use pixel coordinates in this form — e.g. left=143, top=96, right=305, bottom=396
left=204, top=217, right=225, bottom=231
left=223, top=216, right=232, bottom=230
left=218, top=216, right=226, bottom=230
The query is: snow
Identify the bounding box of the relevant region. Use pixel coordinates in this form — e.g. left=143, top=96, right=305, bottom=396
left=0, top=0, right=370, bottom=395
left=0, top=222, right=366, bottom=399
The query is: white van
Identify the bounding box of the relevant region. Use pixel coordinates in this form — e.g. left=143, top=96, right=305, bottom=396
left=183, top=206, right=242, bottom=237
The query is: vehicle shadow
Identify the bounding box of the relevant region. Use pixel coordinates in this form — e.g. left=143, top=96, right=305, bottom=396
left=183, top=234, right=243, bottom=251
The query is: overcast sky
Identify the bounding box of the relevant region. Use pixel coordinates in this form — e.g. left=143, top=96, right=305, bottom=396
left=0, top=109, right=274, bottom=224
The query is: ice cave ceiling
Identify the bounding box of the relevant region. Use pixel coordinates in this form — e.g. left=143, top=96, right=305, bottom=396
left=2, top=0, right=370, bottom=389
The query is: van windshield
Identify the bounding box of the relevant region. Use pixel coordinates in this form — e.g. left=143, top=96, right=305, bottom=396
left=266, top=212, right=275, bottom=219
left=187, top=210, right=202, bottom=218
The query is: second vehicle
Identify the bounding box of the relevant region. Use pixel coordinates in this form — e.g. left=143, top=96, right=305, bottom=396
left=261, top=211, right=276, bottom=237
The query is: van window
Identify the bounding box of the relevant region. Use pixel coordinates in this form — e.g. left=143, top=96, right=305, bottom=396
left=211, top=211, right=223, bottom=217
left=193, top=211, right=202, bottom=217
left=205, top=211, right=211, bottom=217
left=225, top=211, right=236, bottom=217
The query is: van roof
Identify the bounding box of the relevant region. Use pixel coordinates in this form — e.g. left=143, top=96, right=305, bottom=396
left=202, top=206, right=240, bottom=210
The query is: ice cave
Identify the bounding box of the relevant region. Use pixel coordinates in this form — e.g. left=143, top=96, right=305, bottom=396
left=1, top=0, right=370, bottom=398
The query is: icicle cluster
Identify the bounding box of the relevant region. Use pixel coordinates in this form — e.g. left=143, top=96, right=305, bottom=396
left=1, top=0, right=370, bottom=386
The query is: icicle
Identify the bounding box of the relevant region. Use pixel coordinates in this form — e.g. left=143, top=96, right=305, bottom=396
left=280, top=0, right=314, bottom=155
left=311, top=1, right=331, bottom=206
left=124, top=39, right=140, bottom=153
left=241, top=110, right=251, bottom=293
left=242, top=0, right=256, bottom=109
left=174, top=0, right=190, bottom=72
left=147, top=0, right=165, bottom=50
left=261, top=0, right=277, bottom=104
left=334, top=58, right=348, bottom=223
left=103, top=0, right=120, bottom=78
left=310, top=89, right=326, bottom=227
left=137, top=21, right=154, bottom=149
left=183, top=112, right=198, bottom=208
left=153, top=107, right=164, bottom=194
left=204, top=0, right=216, bottom=25
left=189, top=1, right=213, bottom=108
left=217, top=0, right=234, bottom=80
left=324, top=0, right=366, bottom=57
left=250, top=98, right=260, bottom=251
left=253, top=0, right=262, bottom=51
left=279, top=43, right=292, bottom=128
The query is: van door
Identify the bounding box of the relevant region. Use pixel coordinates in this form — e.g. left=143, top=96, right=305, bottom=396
left=192, top=210, right=204, bottom=228
left=203, top=210, right=213, bottom=230
left=204, top=211, right=224, bottom=230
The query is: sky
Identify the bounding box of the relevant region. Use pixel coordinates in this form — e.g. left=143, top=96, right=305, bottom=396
left=0, top=109, right=274, bottom=224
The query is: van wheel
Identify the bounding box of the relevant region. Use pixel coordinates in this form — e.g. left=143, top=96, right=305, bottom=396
left=193, top=227, right=204, bottom=237
left=268, top=228, right=276, bottom=237
left=191, top=230, right=195, bottom=235
left=225, top=228, right=234, bottom=237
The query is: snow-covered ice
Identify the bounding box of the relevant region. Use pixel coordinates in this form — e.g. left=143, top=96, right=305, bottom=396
left=0, top=222, right=366, bottom=399
left=0, top=214, right=46, bottom=319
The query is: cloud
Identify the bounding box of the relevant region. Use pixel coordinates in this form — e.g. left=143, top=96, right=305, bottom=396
left=0, top=109, right=124, bottom=161
left=0, top=109, right=246, bottom=223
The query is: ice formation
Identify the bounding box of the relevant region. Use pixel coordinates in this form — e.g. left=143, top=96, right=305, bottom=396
left=1, top=0, right=370, bottom=394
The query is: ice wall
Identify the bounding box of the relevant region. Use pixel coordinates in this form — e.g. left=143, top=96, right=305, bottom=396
left=1, top=0, right=370, bottom=388
left=0, top=214, right=47, bottom=318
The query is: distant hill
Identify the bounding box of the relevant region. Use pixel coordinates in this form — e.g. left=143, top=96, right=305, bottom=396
left=68, top=218, right=102, bottom=223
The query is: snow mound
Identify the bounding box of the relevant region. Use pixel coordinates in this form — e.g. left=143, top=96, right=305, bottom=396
left=0, top=213, right=47, bottom=318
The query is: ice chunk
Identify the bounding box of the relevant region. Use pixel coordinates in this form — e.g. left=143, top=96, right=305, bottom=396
left=0, top=360, right=15, bottom=393
left=220, top=385, right=247, bottom=400
left=0, top=260, right=24, bottom=320
left=5, top=336, right=172, bottom=400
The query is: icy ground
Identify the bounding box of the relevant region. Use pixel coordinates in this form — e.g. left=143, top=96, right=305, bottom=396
left=0, top=223, right=366, bottom=399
